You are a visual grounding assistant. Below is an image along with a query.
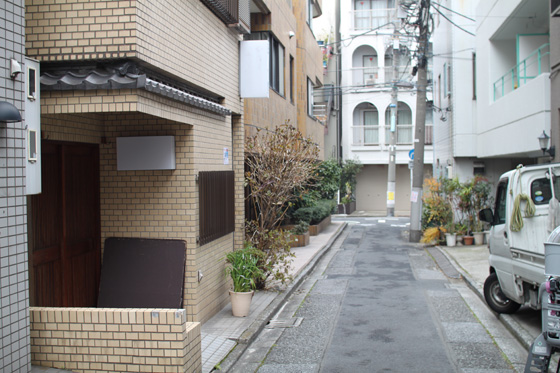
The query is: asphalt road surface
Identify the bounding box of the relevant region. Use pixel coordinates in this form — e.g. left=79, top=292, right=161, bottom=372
left=230, top=218, right=527, bottom=372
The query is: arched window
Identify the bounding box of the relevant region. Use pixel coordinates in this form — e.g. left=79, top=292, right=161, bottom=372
left=352, top=46, right=378, bottom=86
left=384, top=46, right=411, bottom=83
left=353, top=103, right=379, bottom=145
left=384, top=102, right=413, bottom=144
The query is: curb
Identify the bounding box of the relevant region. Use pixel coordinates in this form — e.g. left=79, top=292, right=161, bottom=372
left=435, top=246, right=534, bottom=351
left=217, top=222, right=347, bottom=371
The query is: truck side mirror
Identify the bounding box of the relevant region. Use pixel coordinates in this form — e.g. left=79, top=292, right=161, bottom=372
left=479, top=208, right=494, bottom=225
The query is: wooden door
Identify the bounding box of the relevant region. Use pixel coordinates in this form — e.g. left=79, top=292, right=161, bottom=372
left=28, top=141, right=101, bottom=307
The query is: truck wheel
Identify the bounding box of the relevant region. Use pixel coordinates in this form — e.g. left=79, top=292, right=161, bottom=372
left=483, top=273, right=521, bottom=314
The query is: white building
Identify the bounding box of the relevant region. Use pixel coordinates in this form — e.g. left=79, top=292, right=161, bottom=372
left=339, top=0, right=433, bottom=215
left=477, top=0, right=550, bottom=164
left=432, top=0, right=551, bottom=185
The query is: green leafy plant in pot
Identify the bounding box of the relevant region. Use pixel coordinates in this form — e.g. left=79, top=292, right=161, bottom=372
left=225, top=243, right=264, bottom=317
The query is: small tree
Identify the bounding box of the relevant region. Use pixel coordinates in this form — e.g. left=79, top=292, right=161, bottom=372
left=315, top=159, right=342, bottom=200
left=340, top=158, right=363, bottom=200
left=245, top=123, right=320, bottom=287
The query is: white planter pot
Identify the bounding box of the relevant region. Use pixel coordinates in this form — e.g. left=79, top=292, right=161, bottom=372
left=445, top=233, right=457, bottom=247
left=230, top=290, right=254, bottom=317
left=473, top=232, right=484, bottom=246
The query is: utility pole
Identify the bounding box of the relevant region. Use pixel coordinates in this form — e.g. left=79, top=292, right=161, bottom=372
left=409, top=0, right=430, bottom=242
left=387, top=31, right=399, bottom=217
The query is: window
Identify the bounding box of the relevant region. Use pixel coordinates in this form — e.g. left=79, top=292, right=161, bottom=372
left=270, top=36, right=285, bottom=95
left=290, top=56, right=294, bottom=103
left=472, top=52, right=477, bottom=100
left=354, top=0, right=395, bottom=30
left=447, top=63, right=452, bottom=96
left=364, top=110, right=379, bottom=144
left=363, top=55, right=377, bottom=85
left=199, top=171, right=235, bottom=245
left=307, top=78, right=314, bottom=117
left=443, top=63, right=447, bottom=98
left=438, top=75, right=441, bottom=107
left=28, top=66, right=37, bottom=100
left=494, top=180, right=508, bottom=225
left=307, top=0, right=313, bottom=26
left=245, top=32, right=285, bottom=96
left=531, top=177, right=560, bottom=205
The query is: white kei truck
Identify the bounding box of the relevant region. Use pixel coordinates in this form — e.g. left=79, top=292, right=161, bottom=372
left=479, top=163, right=560, bottom=314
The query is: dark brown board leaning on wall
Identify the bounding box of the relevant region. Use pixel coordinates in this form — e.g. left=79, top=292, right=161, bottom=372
left=97, top=238, right=186, bottom=308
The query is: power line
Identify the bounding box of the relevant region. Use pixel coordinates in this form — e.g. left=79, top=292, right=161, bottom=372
left=431, top=3, right=475, bottom=36
left=432, top=2, right=475, bottom=22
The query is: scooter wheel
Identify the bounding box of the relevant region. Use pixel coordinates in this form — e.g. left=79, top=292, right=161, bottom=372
left=483, top=273, right=521, bottom=314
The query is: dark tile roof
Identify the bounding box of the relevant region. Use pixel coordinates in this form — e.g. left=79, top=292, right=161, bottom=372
left=41, top=63, right=231, bottom=116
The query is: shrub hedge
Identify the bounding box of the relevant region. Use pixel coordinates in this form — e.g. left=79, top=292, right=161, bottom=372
left=293, top=199, right=336, bottom=225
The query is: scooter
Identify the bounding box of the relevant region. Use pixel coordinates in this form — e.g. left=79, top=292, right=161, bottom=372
left=525, top=227, right=560, bottom=372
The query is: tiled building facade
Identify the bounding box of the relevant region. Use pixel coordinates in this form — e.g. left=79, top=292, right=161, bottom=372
left=1, top=1, right=30, bottom=371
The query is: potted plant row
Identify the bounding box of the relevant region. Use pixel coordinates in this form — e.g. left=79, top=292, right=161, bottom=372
left=289, top=221, right=310, bottom=248
left=421, top=176, right=493, bottom=247
left=224, top=244, right=263, bottom=317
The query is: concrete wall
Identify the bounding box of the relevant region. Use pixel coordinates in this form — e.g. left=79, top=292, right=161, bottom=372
left=30, top=307, right=201, bottom=373
left=0, top=1, right=31, bottom=372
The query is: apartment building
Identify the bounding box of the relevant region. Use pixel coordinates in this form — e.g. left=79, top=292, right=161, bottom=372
left=243, top=0, right=325, bottom=159
left=476, top=0, right=551, bottom=169
left=339, top=0, right=433, bottom=216
left=2, top=0, right=252, bottom=371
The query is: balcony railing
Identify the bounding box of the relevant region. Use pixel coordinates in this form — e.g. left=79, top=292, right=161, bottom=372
left=384, top=125, right=413, bottom=144
left=493, top=43, right=550, bottom=101
left=352, top=125, right=380, bottom=146
left=351, top=124, right=433, bottom=146
left=351, top=66, right=412, bottom=88
left=351, top=8, right=397, bottom=31
left=200, top=0, right=250, bottom=33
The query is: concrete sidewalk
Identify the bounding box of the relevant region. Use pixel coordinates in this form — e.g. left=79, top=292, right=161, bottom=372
left=438, top=243, right=541, bottom=350
left=200, top=221, right=347, bottom=372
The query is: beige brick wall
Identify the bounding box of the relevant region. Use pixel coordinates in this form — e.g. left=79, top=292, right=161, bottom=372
left=30, top=307, right=201, bottom=373
left=40, top=89, right=242, bottom=323
left=25, top=0, right=242, bottom=115
left=244, top=0, right=298, bottom=134
left=244, top=0, right=325, bottom=158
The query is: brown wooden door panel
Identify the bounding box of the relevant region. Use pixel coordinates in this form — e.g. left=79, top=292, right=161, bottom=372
left=33, top=260, right=62, bottom=307
left=29, top=141, right=101, bottom=307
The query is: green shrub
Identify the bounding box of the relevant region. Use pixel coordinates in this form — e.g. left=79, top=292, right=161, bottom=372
left=291, top=221, right=309, bottom=235
left=293, top=199, right=335, bottom=225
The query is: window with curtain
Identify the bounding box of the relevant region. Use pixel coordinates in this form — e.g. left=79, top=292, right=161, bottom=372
left=364, top=109, right=379, bottom=145
left=354, top=0, right=395, bottom=29
left=385, top=102, right=412, bottom=144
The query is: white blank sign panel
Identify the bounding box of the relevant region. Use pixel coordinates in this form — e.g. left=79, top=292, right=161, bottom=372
left=117, top=136, right=176, bottom=171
